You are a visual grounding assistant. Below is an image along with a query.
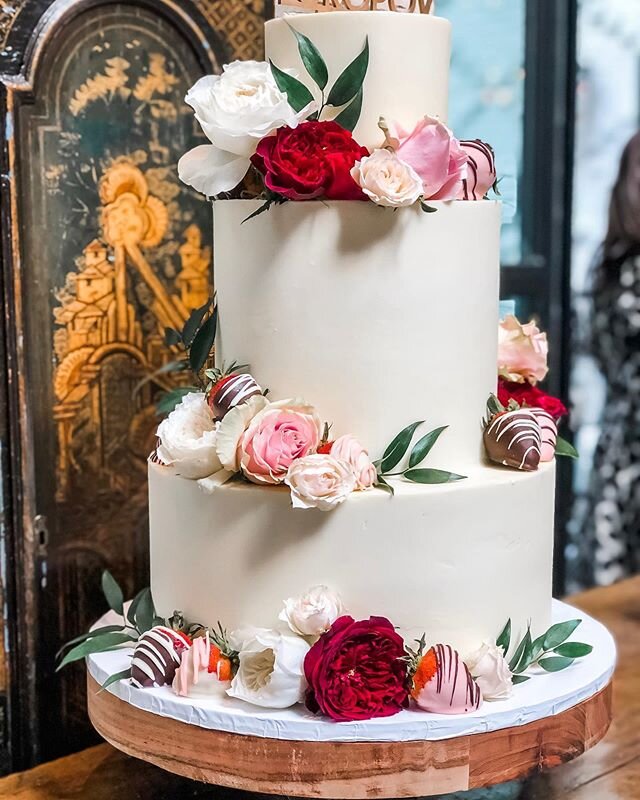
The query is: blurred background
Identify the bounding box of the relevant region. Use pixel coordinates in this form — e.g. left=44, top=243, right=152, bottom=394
left=0, top=0, right=637, bottom=778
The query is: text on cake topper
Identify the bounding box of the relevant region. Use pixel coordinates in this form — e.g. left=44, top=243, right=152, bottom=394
left=275, top=0, right=434, bottom=13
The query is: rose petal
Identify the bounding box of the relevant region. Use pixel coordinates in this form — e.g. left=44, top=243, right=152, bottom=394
left=178, top=145, right=250, bottom=197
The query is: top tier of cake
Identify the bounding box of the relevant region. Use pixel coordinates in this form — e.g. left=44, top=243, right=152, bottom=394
left=265, top=12, right=452, bottom=149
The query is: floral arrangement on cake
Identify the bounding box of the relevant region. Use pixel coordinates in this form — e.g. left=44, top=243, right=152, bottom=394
left=483, top=314, right=578, bottom=471
left=154, top=302, right=465, bottom=510
left=178, top=25, right=497, bottom=216
left=58, top=573, right=594, bottom=722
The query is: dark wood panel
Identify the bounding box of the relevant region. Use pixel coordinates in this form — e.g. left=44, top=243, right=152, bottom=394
left=0, top=0, right=265, bottom=772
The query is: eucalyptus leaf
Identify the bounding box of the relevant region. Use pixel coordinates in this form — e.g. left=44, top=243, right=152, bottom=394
left=288, top=24, right=328, bottom=90
left=164, top=327, right=182, bottom=347
left=189, top=307, right=218, bottom=373
left=101, top=570, right=124, bottom=615
left=333, top=87, right=363, bottom=132
left=508, top=630, right=528, bottom=673
left=542, top=619, right=582, bottom=651
left=99, top=668, right=132, bottom=693
left=375, top=475, right=395, bottom=496
left=408, top=426, right=448, bottom=469
left=512, top=627, right=533, bottom=674
left=182, top=300, right=212, bottom=347
left=270, top=60, right=315, bottom=113
left=380, top=420, right=424, bottom=473
left=496, top=619, right=511, bottom=654
left=539, top=656, right=575, bottom=672
left=57, top=632, right=137, bottom=671
left=127, top=588, right=146, bottom=628
left=134, top=588, right=157, bottom=634
left=531, top=633, right=545, bottom=659
left=404, top=469, right=467, bottom=484
left=556, top=436, right=579, bottom=459
left=156, top=387, right=196, bottom=416
left=326, top=36, right=369, bottom=107
left=56, top=625, right=126, bottom=659
left=553, top=642, right=593, bottom=658
left=512, top=674, right=530, bottom=685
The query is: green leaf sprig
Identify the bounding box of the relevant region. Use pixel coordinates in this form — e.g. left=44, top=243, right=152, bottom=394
left=496, top=617, right=593, bottom=684
left=486, top=393, right=579, bottom=459
left=374, top=421, right=466, bottom=495
left=270, top=26, right=369, bottom=133
left=56, top=571, right=163, bottom=691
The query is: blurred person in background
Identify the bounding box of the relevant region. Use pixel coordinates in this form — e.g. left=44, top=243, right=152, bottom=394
left=581, top=131, right=640, bottom=585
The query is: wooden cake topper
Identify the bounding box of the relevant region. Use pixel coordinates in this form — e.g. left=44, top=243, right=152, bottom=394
left=275, top=0, right=434, bottom=14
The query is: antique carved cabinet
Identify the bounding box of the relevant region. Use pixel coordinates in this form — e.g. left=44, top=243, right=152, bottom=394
left=0, top=0, right=266, bottom=770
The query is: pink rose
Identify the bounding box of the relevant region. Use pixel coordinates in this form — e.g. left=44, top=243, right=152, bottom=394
left=382, top=116, right=468, bottom=201
left=330, top=435, right=377, bottom=490
left=457, top=140, right=497, bottom=200
left=239, top=399, right=322, bottom=485
left=498, top=315, right=549, bottom=385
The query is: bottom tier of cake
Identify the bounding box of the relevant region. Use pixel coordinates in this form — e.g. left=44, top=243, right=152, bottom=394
left=149, top=461, right=555, bottom=656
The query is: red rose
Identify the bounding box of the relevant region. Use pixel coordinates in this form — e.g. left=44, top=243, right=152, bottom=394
left=304, top=615, right=409, bottom=722
left=498, top=377, right=568, bottom=420
left=251, top=121, right=369, bottom=201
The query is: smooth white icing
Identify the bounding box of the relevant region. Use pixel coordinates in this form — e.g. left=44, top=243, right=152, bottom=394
left=214, top=200, right=501, bottom=468
left=265, top=12, right=451, bottom=148
left=149, top=460, right=555, bottom=656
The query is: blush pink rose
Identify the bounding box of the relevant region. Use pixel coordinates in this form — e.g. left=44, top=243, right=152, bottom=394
left=498, top=315, right=549, bottom=385
left=383, top=116, right=468, bottom=200
left=330, top=435, right=377, bottom=490
left=238, top=399, right=322, bottom=485
left=457, top=140, right=497, bottom=200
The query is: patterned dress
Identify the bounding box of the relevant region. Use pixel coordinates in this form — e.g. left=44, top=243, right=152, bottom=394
left=582, top=251, right=640, bottom=584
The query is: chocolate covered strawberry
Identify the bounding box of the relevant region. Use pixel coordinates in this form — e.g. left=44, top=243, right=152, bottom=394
left=484, top=408, right=541, bottom=471
left=208, top=372, right=262, bottom=419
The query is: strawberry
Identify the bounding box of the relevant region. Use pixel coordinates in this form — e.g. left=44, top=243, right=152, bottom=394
left=165, top=628, right=191, bottom=655
left=411, top=648, right=438, bottom=699
left=207, top=375, right=235, bottom=412
left=208, top=643, right=232, bottom=681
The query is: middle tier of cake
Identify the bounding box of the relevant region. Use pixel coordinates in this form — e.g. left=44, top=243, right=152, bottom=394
left=149, top=460, right=555, bottom=657
left=214, top=200, right=501, bottom=470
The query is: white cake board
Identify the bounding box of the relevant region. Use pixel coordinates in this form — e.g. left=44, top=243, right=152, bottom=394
left=86, top=599, right=615, bottom=743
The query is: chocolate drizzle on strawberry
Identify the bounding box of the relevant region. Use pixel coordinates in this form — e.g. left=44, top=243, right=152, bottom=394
left=460, top=139, right=496, bottom=200
left=434, top=644, right=481, bottom=711
left=209, top=373, right=262, bottom=419
left=131, top=626, right=189, bottom=689
left=483, top=408, right=542, bottom=471
left=531, top=408, right=557, bottom=462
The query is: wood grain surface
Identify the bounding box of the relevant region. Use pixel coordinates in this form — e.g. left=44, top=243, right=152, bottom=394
left=0, top=576, right=636, bottom=799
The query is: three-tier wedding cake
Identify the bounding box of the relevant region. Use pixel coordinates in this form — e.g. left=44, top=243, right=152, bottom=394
left=114, top=0, right=593, bottom=722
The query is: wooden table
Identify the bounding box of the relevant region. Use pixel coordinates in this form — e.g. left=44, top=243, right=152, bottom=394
left=0, top=577, right=637, bottom=800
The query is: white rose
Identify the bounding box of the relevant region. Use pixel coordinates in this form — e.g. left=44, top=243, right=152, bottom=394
left=330, top=434, right=377, bottom=490
left=466, top=642, right=513, bottom=701
left=279, top=585, right=344, bottom=638
left=178, top=61, right=316, bottom=197
left=156, top=393, right=222, bottom=480
left=227, top=627, right=309, bottom=709
left=285, top=454, right=356, bottom=512
left=350, top=149, right=423, bottom=208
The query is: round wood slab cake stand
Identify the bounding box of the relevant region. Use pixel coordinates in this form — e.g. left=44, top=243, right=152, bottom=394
left=87, top=674, right=612, bottom=798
